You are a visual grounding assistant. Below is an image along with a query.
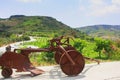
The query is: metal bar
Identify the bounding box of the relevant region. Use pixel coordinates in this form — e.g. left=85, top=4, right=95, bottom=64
left=14, top=48, right=50, bottom=53
left=58, top=45, right=75, bottom=65
left=84, top=56, right=100, bottom=64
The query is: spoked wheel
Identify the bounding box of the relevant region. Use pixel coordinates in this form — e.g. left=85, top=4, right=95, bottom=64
left=59, top=50, right=85, bottom=76
left=1, top=67, right=13, bottom=78
left=54, top=46, right=76, bottom=64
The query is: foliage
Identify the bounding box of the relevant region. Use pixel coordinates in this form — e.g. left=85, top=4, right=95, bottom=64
left=115, top=40, right=120, bottom=48
left=21, top=35, right=30, bottom=40
left=23, top=37, right=55, bottom=66
left=0, top=34, right=30, bottom=47
left=110, top=48, right=120, bottom=60
left=20, top=37, right=119, bottom=66
left=74, top=39, right=87, bottom=52
left=94, top=37, right=112, bottom=58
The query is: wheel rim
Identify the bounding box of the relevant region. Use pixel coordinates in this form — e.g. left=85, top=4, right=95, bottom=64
left=54, top=46, right=75, bottom=64
left=1, top=67, right=13, bottom=78
left=54, top=51, right=62, bottom=64
left=60, top=50, right=85, bottom=76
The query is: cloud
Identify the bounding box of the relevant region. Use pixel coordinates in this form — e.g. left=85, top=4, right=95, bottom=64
left=79, top=0, right=120, bottom=17
left=17, top=0, right=42, bottom=3
left=90, top=0, right=105, bottom=5
left=90, top=0, right=120, bottom=16
left=112, top=0, right=120, bottom=5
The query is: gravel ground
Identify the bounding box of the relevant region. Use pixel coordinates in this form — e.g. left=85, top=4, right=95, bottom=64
left=0, top=61, right=120, bottom=80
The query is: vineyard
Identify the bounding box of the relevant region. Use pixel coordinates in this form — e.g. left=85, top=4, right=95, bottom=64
left=1, top=16, right=119, bottom=65
left=21, top=37, right=120, bottom=66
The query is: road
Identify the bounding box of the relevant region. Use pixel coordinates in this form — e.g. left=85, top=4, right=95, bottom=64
left=0, top=61, right=120, bottom=80
left=0, top=36, right=36, bottom=55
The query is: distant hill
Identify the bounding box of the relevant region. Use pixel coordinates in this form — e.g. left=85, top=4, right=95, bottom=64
left=0, top=15, right=82, bottom=37
left=76, top=25, right=120, bottom=39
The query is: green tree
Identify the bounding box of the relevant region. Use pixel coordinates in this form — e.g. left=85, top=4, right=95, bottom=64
left=94, top=38, right=112, bottom=58
left=74, top=39, right=87, bottom=52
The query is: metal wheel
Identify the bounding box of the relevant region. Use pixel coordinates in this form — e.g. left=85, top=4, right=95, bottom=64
left=60, top=50, right=85, bottom=76
left=54, top=51, right=62, bottom=64
left=54, top=46, right=75, bottom=64
left=1, top=67, right=13, bottom=78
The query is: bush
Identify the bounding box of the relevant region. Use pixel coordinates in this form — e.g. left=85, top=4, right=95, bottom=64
left=110, top=49, right=120, bottom=60
left=21, top=35, right=30, bottom=40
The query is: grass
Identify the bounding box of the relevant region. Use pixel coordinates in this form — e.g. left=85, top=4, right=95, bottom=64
left=19, top=37, right=120, bottom=66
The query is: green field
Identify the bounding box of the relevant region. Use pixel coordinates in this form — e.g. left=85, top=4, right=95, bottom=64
left=21, top=37, right=120, bottom=66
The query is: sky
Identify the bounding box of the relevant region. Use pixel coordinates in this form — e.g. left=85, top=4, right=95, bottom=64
left=0, top=0, right=120, bottom=28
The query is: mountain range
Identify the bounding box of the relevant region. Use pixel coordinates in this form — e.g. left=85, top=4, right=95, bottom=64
left=0, top=15, right=81, bottom=37
left=0, top=15, right=120, bottom=39
left=76, top=25, right=120, bottom=39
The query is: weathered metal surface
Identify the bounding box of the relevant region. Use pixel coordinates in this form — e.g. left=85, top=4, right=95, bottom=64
left=60, top=50, right=85, bottom=76
left=28, top=68, right=45, bottom=76
left=54, top=46, right=75, bottom=64
left=1, top=67, right=13, bottom=78
left=0, top=36, right=99, bottom=78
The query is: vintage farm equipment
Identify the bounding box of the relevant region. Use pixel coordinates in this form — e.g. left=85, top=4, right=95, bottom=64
left=0, top=36, right=99, bottom=78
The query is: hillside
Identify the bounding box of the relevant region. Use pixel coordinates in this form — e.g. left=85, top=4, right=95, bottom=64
left=76, top=25, right=120, bottom=39
left=0, top=15, right=81, bottom=37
